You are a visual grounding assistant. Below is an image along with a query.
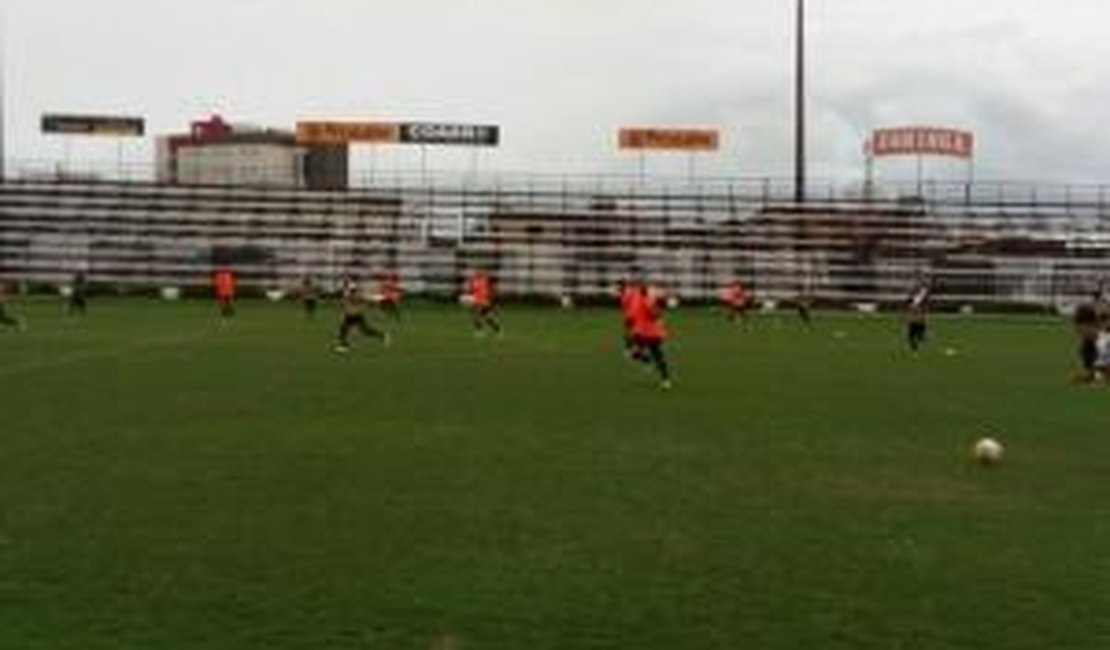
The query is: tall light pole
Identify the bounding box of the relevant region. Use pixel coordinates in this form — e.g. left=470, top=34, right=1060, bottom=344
left=793, top=0, right=806, bottom=203
left=0, top=6, right=6, bottom=182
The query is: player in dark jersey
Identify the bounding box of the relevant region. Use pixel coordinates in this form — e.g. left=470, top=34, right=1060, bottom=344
left=905, top=282, right=930, bottom=351
left=793, top=288, right=813, bottom=327
left=1073, top=301, right=1104, bottom=383
left=300, top=275, right=319, bottom=319
left=334, top=283, right=389, bottom=353
left=0, top=279, right=25, bottom=330
left=67, top=272, right=88, bottom=316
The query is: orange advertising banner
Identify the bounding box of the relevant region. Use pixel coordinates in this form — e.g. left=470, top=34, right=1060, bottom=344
left=618, top=128, right=720, bottom=151
left=870, top=127, right=974, bottom=159
left=296, top=121, right=400, bottom=144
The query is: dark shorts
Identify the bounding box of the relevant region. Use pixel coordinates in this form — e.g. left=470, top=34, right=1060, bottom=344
left=342, top=314, right=367, bottom=328
left=1080, top=338, right=1098, bottom=371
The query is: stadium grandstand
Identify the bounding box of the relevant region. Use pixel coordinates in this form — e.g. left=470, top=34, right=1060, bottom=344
left=1, top=168, right=1107, bottom=308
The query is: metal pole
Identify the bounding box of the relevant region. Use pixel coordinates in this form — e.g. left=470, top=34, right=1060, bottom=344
left=915, top=154, right=923, bottom=197
left=863, top=140, right=874, bottom=202
left=0, top=6, right=6, bottom=182
left=793, top=0, right=806, bottom=204
left=419, top=145, right=427, bottom=187
left=116, top=140, right=124, bottom=181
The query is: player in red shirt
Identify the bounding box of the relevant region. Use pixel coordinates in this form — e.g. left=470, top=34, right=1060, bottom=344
left=378, top=270, right=403, bottom=320
left=618, top=278, right=646, bottom=360
left=213, top=266, right=236, bottom=321
left=720, top=279, right=752, bottom=322
left=466, top=270, right=501, bottom=336
left=628, top=284, right=672, bottom=389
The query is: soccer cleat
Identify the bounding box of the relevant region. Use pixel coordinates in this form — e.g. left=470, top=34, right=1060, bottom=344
left=661, top=379, right=673, bottom=390
left=333, top=344, right=351, bottom=354
left=382, top=332, right=392, bottom=347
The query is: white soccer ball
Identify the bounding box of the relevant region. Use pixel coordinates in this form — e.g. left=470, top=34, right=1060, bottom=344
left=973, top=437, right=1004, bottom=465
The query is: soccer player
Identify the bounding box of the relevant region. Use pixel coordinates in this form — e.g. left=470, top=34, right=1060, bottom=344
left=720, top=279, right=752, bottom=322
left=1073, top=301, right=1109, bottom=383
left=299, top=275, right=319, bottom=318
left=905, top=282, right=930, bottom=351
left=793, top=289, right=814, bottom=327
left=629, top=283, right=672, bottom=389
left=618, top=278, right=644, bottom=359
left=467, top=269, right=501, bottom=336
left=67, top=271, right=88, bottom=316
left=378, top=270, right=403, bottom=320
left=0, top=279, right=25, bottom=330
left=1092, top=282, right=1109, bottom=323
left=213, top=266, right=237, bottom=321
left=335, top=282, right=389, bottom=353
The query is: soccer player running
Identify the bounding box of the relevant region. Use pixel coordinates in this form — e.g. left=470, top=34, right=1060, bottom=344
left=467, top=269, right=501, bottom=336
left=334, top=282, right=389, bottom=353
left=618, top=278, right=644, bottom=359
left=720, top=279, right=752, bottom=323
left=628, top=283, right=672, bottom=389
left=378, top=270, right=403, bottom=320
left=1073, top=294, right=1110, bottom=384
left=905, top=281, right=930, bottom=351
left=213, top=265, right=237, bottom=322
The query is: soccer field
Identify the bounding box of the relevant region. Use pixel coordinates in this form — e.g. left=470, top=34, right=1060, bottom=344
left=1, top=299, right=1107, bottom=649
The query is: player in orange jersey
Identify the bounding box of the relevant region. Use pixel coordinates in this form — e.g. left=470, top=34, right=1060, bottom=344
left=213, top=266, right=237, bottom=321
left=618, top=278, right=644, bottom=359
left=628, top=284, right=672, bottom=389
left=720, top=279, right=752, bottom=322
left=378, top=270, right=404, bottom=320
left=466, top=270, right=501, bottom=336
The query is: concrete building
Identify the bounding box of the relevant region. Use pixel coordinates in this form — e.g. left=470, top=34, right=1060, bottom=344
left=156, top=115, right=348, bottom=190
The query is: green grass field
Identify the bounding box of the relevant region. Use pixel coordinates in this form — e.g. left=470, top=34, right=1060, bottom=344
left=1, top=298, right=1108, bottom=649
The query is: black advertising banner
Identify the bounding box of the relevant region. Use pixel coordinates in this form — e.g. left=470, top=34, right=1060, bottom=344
left=41, top=114, right=145, bottom=137
left=398, top=122, right=499, bottom=147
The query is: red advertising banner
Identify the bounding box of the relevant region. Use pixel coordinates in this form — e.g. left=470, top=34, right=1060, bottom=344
left=870, top=127, right=974, bottom=159
left=618, top=128, right=720, bottom=151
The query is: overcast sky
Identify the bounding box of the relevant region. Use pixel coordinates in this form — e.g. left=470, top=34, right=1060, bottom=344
left=4, top=0, right=1110, bottom=184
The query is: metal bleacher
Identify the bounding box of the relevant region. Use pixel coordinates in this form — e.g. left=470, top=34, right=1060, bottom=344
left=1, top=175, right=1109, bottom=307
